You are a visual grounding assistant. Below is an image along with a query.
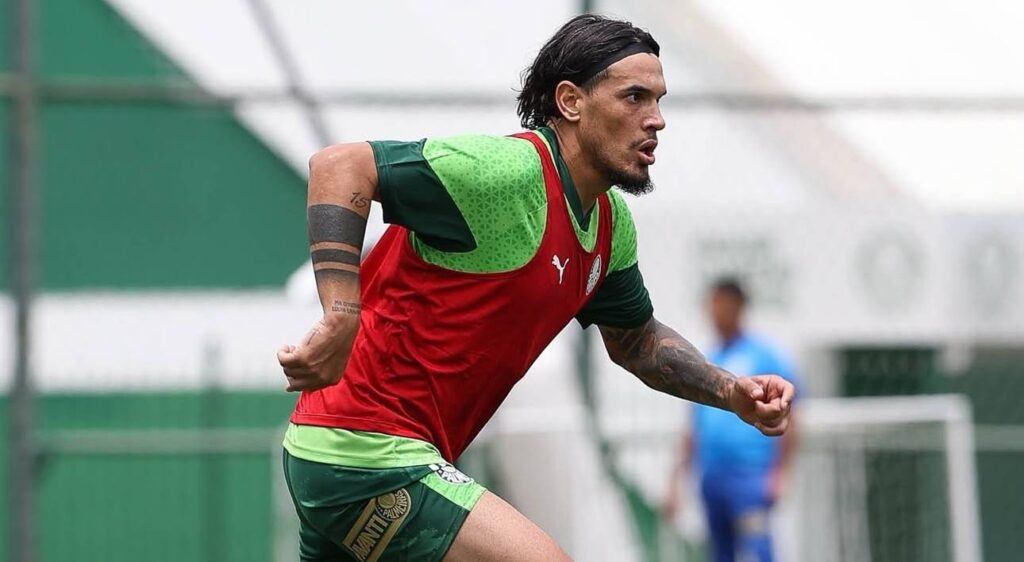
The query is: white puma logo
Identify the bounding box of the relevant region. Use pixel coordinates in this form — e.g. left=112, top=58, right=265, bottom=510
left=552, top=255, right=569, bottom=284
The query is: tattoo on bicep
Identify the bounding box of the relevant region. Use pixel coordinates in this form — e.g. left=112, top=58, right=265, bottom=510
left=601, top=319, right=735, bottom=409
left=307, top=204, right=367, bottom=247
left=349, top=192, right=371, bottom=209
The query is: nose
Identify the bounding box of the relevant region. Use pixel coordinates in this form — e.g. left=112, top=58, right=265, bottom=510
left=646, top=103, right=666, bottom=132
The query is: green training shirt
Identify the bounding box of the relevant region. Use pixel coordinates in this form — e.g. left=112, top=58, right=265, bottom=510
left=370, top=127, right=654, bottom=329
left=285, top=128, right=656, bottom=468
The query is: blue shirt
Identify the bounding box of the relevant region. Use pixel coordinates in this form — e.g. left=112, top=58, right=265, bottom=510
left=693, top=333, right=798, bottom=476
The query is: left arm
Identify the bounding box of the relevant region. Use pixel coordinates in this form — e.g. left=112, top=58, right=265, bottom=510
left=599, top=316, right=795, bottom=436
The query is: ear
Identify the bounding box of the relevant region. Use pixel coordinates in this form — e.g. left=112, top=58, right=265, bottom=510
left=554, top=80, right=584, bottom=123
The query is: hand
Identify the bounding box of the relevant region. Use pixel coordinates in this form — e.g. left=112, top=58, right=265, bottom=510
left=277, top=313, right=360, bottom=392
left=727, top=375, right=795, bottom=436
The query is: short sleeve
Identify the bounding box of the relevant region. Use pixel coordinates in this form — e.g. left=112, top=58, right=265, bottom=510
left=368, top=139, right=475, bottom=251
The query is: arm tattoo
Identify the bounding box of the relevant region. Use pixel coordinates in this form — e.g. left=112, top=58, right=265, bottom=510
left=307, top=204, right=366, bottom=285
left=599, top=317, right=736, bottom=410
left=311, top=251, right=359, bottom=284
left=331, top=300, right=361, bottom=315
left=311, top=249, right=360, bottom=266
left=349, top=192, right=371, bottom=209
left=313, top=267, right=358, bottom=284
left=307, top=204, right=367, bottom=247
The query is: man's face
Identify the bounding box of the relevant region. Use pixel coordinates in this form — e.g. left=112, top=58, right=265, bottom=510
left=578, top=53, right=667, bottom=195
left=709, top=289, right=744, bottom=339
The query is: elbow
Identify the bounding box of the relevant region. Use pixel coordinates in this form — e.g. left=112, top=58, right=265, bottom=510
left=606, top=349, right=635, bottom=372
left=307, top=142, right=378, bottom=198
left=600, top=342, right=636, bottom=372
left=308, top=143, right=356, bottom=175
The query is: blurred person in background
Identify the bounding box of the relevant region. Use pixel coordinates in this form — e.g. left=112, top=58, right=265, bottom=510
left=277, top=15, right=795, bottom=562
left=663, top=277, right=800, bottom=562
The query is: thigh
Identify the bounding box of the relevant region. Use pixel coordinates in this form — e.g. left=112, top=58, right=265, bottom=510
left=443, top=491, right=572, bottom=562
left=286, top=452, right=491, bottom=562
left=283, top=451, right=358, bottom=561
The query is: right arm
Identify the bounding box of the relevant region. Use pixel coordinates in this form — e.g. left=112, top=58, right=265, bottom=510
left=278, top=143, right=378, bottom=392
left=599, top=317, right=793, bottom=435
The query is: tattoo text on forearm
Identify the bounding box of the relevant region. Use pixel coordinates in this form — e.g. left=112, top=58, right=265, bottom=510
left=331, top=300, right=361, bottom=315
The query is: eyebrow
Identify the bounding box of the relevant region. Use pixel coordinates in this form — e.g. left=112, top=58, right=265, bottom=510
left=621, top=84, right=668, bottom=99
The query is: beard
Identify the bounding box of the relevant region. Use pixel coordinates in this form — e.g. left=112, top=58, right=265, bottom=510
left=606, top=165, right=654, bottom=196
left=582, top=133, right=656, bottom=196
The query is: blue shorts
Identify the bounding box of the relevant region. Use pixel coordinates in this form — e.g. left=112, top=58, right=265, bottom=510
left=700, top=470, right=774, bottom=562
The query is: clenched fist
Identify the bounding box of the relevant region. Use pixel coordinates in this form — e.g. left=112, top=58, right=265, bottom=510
left=727, top=375, right=795, bottom=436
left=277, top=312, right=359, bottom=392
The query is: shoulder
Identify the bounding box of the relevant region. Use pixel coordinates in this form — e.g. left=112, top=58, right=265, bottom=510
left=422, top=134, right=538, bottom=169
left=415, top=135, right=541, bottom=202
left=606, top=189, right=634, bottom=226
left=370, top=134, right=539, bottom=180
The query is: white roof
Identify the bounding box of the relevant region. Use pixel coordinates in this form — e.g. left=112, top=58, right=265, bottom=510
left=108, top=0, right=1024, bottom=211
left=692, top=0, right=1024, bottom=211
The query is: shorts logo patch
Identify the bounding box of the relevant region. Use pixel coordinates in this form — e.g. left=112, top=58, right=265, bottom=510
left=586, top=255, right=602, bottom=295
left=429, top=462, right=474, bottom=485
left=342, top=489, right=412, bottom=562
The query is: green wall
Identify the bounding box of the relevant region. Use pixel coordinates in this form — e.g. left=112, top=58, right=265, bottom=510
left=2, top=0, right=308, bottom=290
left=1, top=391, right=296, bottom=562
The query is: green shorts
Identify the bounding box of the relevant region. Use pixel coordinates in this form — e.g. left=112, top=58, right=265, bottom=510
left=283, top=449, right=487, bottom=562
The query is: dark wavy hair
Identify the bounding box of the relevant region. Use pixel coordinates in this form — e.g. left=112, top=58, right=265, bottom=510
left=517, top=15, right=660, bottom=130
left=711, top=276, right=748, bottom=305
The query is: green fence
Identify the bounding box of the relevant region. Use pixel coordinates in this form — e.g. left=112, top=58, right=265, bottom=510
left=1, top=391, right=295, bottom=562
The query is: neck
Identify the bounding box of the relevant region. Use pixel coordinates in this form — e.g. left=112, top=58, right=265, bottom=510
left=718, top=329, right=741, bottom=345
left=549, top=122, right=609, bottom=213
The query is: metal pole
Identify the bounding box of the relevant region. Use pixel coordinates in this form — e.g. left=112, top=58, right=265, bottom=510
left=200, top=340, right=225, bottom=562
left=245, top=0, right=333, bottom=148
left=5, top=76, right=1024, bottom=113
left=7, top=0, right=38, bottom=559
left=944, top=398, right=983, bottom=562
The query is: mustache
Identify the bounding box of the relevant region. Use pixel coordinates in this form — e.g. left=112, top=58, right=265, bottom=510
left=633, top=136, right=658, bottom=147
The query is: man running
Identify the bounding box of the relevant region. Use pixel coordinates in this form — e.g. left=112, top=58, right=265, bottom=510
left=278, top=14, right=795, bottom=562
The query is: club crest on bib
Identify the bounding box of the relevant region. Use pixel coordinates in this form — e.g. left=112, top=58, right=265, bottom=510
left=586, top=255, right=602, bottom=295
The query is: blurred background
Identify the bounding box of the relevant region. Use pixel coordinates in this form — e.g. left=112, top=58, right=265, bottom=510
left=2, top=0, right=1022, bottom=560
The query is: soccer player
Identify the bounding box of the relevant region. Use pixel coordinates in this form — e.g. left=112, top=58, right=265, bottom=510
left=663, top=278, right=800, bottom=562
left=278, top=15, right=795, bottom=562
